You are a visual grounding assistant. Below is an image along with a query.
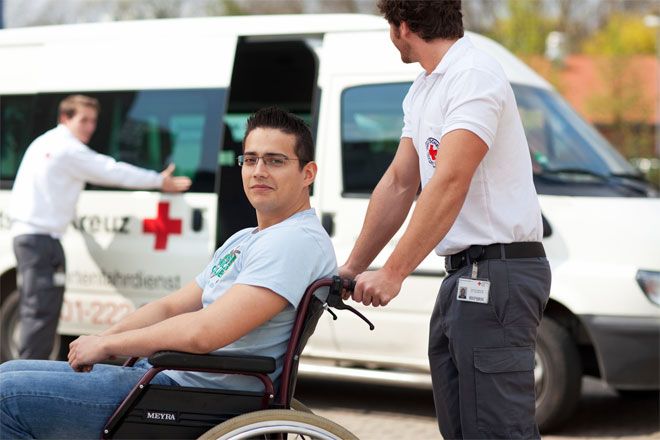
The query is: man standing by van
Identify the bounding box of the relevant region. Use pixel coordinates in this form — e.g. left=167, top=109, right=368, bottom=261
left=9, top=94, right=192, bottom=360
left=339, top=1, right=551, bottom=438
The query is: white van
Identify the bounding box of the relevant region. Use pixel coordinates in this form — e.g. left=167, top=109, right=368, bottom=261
left=0, top=14, right=658, bottom=432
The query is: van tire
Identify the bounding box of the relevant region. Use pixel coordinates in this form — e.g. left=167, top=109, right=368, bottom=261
left=0, top=289, right=65, bottom=362
left=535, top=317, right=582, bottom=432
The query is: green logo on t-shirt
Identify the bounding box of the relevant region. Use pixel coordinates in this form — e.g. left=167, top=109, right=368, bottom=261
left=211, top=248, right=241, bottom=278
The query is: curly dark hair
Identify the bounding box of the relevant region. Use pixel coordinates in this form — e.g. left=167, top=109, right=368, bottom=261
left=377, top=0, right=464, bottom=41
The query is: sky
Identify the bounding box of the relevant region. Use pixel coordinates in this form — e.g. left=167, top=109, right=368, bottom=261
left=4, top=0, right=379, bottom=28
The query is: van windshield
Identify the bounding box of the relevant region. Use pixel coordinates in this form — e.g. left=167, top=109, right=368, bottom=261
left=513, top=84, right=639, bottom=178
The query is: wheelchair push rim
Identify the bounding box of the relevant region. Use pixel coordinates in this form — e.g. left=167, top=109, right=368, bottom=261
left=198, top=409, right=358, bottom=440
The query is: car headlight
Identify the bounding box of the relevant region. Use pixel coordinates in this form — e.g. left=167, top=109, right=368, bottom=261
left=636, top=270, right=660, bottom=306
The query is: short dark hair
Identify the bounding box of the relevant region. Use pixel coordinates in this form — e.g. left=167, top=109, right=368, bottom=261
left=377, top=0, right=464, bottom=41
left=243, top=106, right=314, bottom=169
left=58, top=94, right=100, bottom=119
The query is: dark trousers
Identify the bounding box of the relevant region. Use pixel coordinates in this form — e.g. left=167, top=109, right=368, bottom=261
left=13, top=234, right=66, bottom=359
left=429, top=257, right=551, bottom=439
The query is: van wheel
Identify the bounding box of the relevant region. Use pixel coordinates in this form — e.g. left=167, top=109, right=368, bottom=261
left=0, top=289, right=65, bottom=362
left=535, top=317, right=582, bottom=432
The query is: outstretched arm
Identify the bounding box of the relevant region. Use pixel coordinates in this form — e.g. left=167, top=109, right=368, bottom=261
left=340, top=137, right=420, bottom=278
left=352, top=129, right=488, bottom=307
left=65, top=144, right=190, bottom=192
left=68, top=284, right=288, bottom=371
left=99, top=280, right=203, bottom=337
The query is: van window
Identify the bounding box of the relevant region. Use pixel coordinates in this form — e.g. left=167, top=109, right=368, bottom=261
left=513, top=85, right=637, bottom=177
left=341, top=83, right=409, bottom=195
left=340, top=82, right=643, bottom=197
left=0, top=95, right=35, bottom=187
left=0, top=89, right=226, bottom=192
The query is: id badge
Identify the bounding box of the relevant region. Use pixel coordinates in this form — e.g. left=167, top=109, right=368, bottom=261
left=457, top=277, right=490, bottom=304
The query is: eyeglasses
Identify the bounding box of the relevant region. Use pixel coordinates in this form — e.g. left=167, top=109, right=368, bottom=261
left=237, top=154, right=304, bottom=168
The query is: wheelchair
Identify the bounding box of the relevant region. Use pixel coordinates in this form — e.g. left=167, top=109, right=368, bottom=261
left=101, top=276, right=374, bottom=439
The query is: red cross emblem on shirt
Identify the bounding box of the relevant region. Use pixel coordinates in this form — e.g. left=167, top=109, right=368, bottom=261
left=425, top=137, right=440, bottom=167
left=428, top=143, right=438, bottom=161
left=142, top=202, right=182, bottom=250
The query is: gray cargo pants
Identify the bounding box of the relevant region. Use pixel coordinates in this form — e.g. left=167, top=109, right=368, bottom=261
left=13, top=234, right=66, bottom=359
left=429, top=257, right=551, bottom=439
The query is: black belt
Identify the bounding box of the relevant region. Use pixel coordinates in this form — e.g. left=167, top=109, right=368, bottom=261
left=444, top=242, right=545, bottom=273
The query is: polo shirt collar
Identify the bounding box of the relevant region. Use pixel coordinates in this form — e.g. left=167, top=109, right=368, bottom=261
left=56, top=123, right=75, bottom=139
left=430, top=35, right=473, bottom=76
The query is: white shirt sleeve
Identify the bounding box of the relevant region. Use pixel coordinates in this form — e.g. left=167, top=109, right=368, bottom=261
left=441, top=68, right=506, bottom=149
left=63, top=143, right=164, bottom=189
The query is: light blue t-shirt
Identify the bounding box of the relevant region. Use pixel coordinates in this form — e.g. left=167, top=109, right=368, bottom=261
left=165, top=208, right=337, bottom=391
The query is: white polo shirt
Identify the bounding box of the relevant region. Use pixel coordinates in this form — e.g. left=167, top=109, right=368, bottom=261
left=402, top=36, right=542, bottom=256
left=10, top=124, right=163, bottom=238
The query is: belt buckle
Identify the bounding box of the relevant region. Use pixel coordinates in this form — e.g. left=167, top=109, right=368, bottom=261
left=444, top=256, right=452, bottom=273
left=467, top=245, right=485, bottom=262
left=444, top=253, right=463, bottom=273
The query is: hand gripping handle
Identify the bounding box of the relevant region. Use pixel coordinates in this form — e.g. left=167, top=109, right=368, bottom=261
left=327, top=276, right=375, bottom=330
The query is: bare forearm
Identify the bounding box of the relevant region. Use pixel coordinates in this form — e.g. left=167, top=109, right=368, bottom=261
left=383, top=175, right=467, bottom=279
left=99, top=301, right=173, bottom=336
left=382, top=129, right=488, bottom=280
left=346, top=173, right=417, bottom=273
left=101, top=311, right=211, bottom=358
left=99, top=280, right=201, bottom=336
left=348, top=130, right=489, bottom=308
left=99, top=283, right=286, bottom=359
left=69, top=285, right=286, bottom=370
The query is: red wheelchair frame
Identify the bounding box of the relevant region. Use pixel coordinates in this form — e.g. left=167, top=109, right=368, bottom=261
left=101, top=276, right=372, bottom=439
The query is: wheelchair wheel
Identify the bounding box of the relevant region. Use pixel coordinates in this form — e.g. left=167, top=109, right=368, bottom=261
left=198, top=409, right=358, bottom=440
left=289, top=398, right=313, bottom=413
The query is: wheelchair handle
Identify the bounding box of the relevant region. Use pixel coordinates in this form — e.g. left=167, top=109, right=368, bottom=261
left=327, top=276, right=375, bottom=331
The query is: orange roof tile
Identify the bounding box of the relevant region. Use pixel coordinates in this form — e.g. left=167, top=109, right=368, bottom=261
left=526, top=55, right=658, bottom=124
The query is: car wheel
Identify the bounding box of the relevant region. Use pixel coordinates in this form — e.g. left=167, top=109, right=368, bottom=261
left=0, top=289, right=64, bottom=362
left=535, top=317, right=582, bottom=432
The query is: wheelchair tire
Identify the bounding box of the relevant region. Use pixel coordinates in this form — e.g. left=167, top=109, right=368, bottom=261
left=289, top=398, right=313, bottom=413
left=198, top=409, right=358, bottom=440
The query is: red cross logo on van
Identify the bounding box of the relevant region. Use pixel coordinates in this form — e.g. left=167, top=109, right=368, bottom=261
left=143, top=202, right=182, bottom=250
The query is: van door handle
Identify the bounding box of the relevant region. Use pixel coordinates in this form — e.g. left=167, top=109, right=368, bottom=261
left=321, top=212, right=334, bottom=237
left=192, top=209, right=204, bottom=232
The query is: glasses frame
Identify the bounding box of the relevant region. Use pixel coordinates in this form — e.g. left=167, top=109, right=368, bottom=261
left=237, top=154, right=306, bottom=168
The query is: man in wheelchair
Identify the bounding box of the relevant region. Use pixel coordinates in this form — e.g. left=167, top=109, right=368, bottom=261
left=0, top=107, right=337, bottom=439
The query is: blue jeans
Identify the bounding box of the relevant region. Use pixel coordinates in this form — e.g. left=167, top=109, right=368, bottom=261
left=0, top=359, right=179, bottom=439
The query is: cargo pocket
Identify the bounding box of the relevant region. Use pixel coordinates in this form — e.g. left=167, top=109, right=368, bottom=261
left=474, top=346, right=536, bottom=438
